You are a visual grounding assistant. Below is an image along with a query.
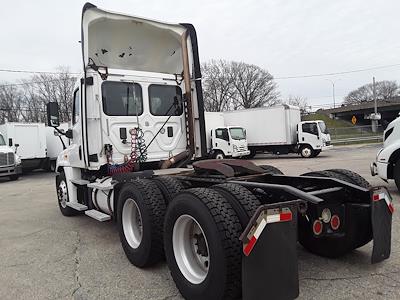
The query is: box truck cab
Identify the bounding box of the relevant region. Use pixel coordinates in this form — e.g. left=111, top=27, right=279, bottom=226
left=297, top=120, right=332, bottom=158
left=0, top=132, right=22, bottom=180
left=205, top=112, right=250, bottom=159
left=371, top=116, right=400, bottom=191
left=210, top=126, right=249, bottom=159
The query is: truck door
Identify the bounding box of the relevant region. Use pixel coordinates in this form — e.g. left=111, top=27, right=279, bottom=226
left=213, top=128, right=232, bottom=157
left=299, top=122, right=321, bottom=150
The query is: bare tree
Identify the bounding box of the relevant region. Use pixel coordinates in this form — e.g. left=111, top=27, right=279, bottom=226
left=230, top=61, right=280, bottom=109
left=202, top=60, right=235, bottom=112
left=201, top=60, right=280, bottom=111
left=344, top=80, right=399, bottom=105
left=286, top=95, right=309, bottom=115
left=0, top=84, right=23, bottom=123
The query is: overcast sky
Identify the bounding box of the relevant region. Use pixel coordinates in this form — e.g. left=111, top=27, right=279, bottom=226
left=1, top=0, right=400, bottom=108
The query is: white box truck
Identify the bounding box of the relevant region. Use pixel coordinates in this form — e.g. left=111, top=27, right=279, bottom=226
left=205, top=112, right=250, bottom=159
left=0, top=122, right=48, bottom=170
left=223, top=105, right=332, bottom=158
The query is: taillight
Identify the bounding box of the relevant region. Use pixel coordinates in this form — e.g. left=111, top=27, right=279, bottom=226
left=330, top=215, right=340, bottom=230
left=313, top=220, right=323, bottom=235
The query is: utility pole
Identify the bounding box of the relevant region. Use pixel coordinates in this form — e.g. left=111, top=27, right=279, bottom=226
left=371, top=76, right=378, bottom=133
left=324, top=79, right=340, bottom=109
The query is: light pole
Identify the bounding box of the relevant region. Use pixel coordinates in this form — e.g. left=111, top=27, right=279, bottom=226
left=324, top=79, right=341, bottom=109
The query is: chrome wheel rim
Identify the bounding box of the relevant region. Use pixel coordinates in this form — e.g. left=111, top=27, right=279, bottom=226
left=172, top=214, right=210, bottom=284
left=122, top=198, right=143, bottom=249
left=57, top=180, right=68, bottom=208
left=302, top=147, right=312, bottom=158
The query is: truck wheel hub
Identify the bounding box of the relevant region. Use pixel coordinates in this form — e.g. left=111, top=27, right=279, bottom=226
left=57, top=180, right=68, bottom=208
left=172, top=214, right=210, bottom=284
left=122, top=198, right=143, bottom=249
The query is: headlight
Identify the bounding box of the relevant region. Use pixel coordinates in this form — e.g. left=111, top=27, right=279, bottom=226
left=15, top=155, right=21, bottom=165
left=233, top=145, right=238, bottom=151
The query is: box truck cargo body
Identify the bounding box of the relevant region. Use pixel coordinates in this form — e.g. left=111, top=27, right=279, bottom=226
left=223, top=105, right=332, bottom=158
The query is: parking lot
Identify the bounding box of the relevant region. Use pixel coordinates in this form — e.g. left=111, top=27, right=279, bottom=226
left=0, top=144, right=398, bottom=300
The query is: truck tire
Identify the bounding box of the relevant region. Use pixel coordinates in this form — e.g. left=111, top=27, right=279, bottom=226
left=393, top=160, right=400, bottom=192
left=300, top=145, right=314, bottom=158
left=117, top=179, right=166, bottom=267
left=327, top=169, right=371, bottom=189
left=312, top=150, right=321, bottom=157
left=56, top=171, right=78, bottom=216
left=9, top=174, right=19, bottom=181
left=152, top=176, right=185, bottom=204
left=299, top=170, right=372, bottom=257
left=164, top=188, right=242, bottom=300
left=246, top=148, right=257, bottom=159
left=213, top=151, right=225, bottom=160
left=258, top=164, right=284, bottom=175
left=212, top=183, right=261, bottom=228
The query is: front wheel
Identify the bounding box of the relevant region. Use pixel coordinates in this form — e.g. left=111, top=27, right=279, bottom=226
left=9, top=174, right=19, bottom=181
left=300, top=145, right=314, bottom=158
left=164, top=188, right=242, bottom=300
left=56, top=171, right=78, bottom=216
left=213, top=151, right=225, bottom=160
left=394, top=160, right=400, bottom=192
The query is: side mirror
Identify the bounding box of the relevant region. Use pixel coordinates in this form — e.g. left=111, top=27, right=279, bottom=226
left=46, top=102, right=60, bottom=127
left=14, top=143, right=19, bottom=153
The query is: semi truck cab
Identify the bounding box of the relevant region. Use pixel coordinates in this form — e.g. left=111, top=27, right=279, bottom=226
left=297, top=120, right=332, bottom=158
left=210, top=126, right=250, bottom=159
left=0, top=133, right=22, bottom=180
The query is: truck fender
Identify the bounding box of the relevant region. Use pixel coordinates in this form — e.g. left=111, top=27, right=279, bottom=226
left=379, top=143, right=400, bottom=179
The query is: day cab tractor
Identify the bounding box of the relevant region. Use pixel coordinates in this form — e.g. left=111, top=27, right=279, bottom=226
left=47, top=3, right=394, bottom=300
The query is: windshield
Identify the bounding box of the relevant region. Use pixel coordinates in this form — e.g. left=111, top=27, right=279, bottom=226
left=0, top=134, right=5, bottom=146
left=229, top=127, right=246, bottom=140
left=318, top=121, right=329, bottom=134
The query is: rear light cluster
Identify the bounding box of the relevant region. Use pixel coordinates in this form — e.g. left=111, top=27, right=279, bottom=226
left=312, top=208, right=341, bottom=236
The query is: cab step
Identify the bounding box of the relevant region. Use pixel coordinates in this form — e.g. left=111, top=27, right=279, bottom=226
left=70, top=179, right=90, bottom=186
left=66, top=202, right=88, bottom=211
left=85, top=209, right=111, bottom=222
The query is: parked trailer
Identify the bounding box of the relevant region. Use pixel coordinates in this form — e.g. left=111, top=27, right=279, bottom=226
left=0, top=122, right=47, bottom=171
left=223, top=105, right=333, bottom=158
left=47, top=3, right=393, bottom=300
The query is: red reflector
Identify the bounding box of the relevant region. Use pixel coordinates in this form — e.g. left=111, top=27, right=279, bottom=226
left=388, top=202, right=395, bottom=214
left=280, top=211, right=292, bottom=222
left=330, top=215, right=340, bottom=230
left=373, top=194, right=381, bottom=201
left=243, top=235, right=257, bottom=256
left=313, top=220, right=323, bottom=235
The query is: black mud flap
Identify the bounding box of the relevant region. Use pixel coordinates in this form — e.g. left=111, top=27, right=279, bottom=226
left=371, top=187, right=394, bottom=264
left=240, top=201, right=305, bottom=300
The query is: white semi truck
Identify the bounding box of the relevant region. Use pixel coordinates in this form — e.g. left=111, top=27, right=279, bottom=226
left=223, top=105, right=332, bottom=158
left=371, top=115, right=400, bottom=192
left=46, top=3, right=393, bottom=300
left=0, top=132, right=22, bottom=180
left=205, top=112, right=250, bottom=159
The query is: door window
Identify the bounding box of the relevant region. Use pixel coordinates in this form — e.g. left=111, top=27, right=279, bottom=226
left=72, top=89, right=80, bottom=125
left=302, top=123, right=319, bottom=136
left=216, top=128, right=229, bottom=141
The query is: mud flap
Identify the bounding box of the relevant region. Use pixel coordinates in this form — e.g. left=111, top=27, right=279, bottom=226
left=371, top=187, right=394, bottom=264
left=240, top=201, right=305, bottom=300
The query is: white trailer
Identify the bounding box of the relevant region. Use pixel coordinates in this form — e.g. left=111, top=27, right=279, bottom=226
left=0, top=122, right=48, bottom=170
left=223, top=105, right=332, bottom=158
left=204, top=112, right=250, bottom=159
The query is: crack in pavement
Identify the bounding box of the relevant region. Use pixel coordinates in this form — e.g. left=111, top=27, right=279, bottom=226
left=71, top=231, right=82, bottom=298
